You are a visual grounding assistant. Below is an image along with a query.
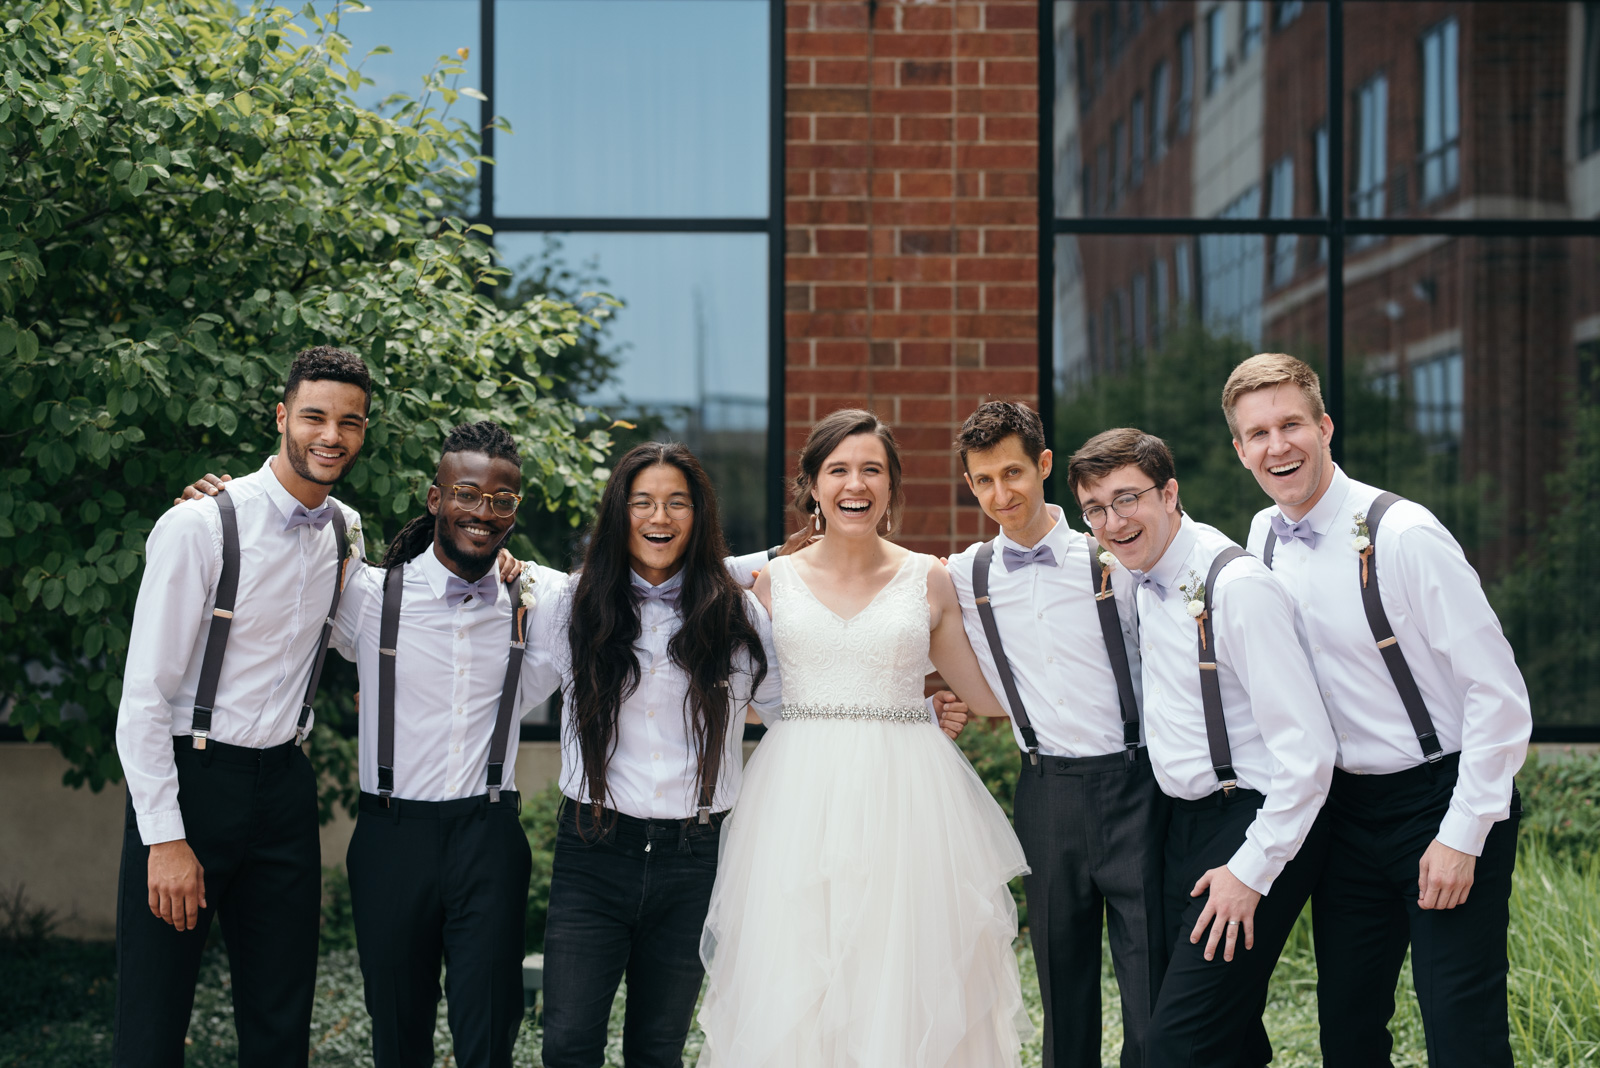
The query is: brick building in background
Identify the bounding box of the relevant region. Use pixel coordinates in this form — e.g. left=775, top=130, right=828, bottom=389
left=784, top=0, right=1042, bottom=554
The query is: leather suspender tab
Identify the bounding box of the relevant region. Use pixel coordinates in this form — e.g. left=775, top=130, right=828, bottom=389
left=1198, top=547, right=1249, bottom=793
left=190, top=492, right=242, bottom=749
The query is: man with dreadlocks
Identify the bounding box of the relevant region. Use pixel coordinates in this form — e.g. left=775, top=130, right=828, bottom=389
left=325, top=420, right=567, bottom=1068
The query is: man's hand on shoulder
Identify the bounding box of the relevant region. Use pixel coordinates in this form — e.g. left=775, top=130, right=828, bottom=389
left=174, top=472, right=231, bottom=506
left=497, top=549, right=523, bottom=584
left=147, top=839, right=207, bottom=931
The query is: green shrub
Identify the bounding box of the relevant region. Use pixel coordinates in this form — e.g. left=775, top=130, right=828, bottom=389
left=1517, top=750, right=1600, bottom=864
left=521, top=782, right=564, bottom=955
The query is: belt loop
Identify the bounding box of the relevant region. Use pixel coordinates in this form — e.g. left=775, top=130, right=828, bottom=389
left=678, top=819, right=691, bottom=853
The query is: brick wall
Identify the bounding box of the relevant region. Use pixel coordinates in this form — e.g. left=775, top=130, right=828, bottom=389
left=784, top=0, right=1040, bottom=555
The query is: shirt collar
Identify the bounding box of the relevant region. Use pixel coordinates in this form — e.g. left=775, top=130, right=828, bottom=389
left=1301, top=464, right=1352, bottom=537
left=260, top=455, right=331, bottom=527
left=994, top=504, right=1072, bottom=566
left=414, top=544, right=503, bottom=606
left=1140, top=514, right=1198, bottom=594
left=630, top=569, right=685, bottom=597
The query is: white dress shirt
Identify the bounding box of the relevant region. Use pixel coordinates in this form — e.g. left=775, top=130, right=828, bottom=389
left=330, top=549, right=565, bottom=801
left=537, top=569, right=784, bottom=821
left=116, top=458, right=363, bottom=845
left=947, top=505, right=1144, bottom=758
left=1134, top=517, right=1335, bottom=894
left=1246, top=466, right=1531, bottom=855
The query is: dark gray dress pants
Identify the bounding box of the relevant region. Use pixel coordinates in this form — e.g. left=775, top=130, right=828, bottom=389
left=1013, top=747, right=1170, bottom=1068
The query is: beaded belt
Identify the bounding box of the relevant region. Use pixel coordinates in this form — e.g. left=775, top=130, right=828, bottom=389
left=782, top=703, right=928, bottom=724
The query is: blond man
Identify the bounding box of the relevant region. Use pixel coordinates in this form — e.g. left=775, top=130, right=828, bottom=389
left=1222, top=353, right=1530, bottom=1068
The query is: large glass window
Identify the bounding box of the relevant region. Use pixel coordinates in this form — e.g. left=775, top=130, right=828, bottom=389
left=1047, top=3, right=1600, bottom=736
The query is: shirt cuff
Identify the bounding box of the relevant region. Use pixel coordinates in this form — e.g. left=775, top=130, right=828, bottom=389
left=136, top=808, right=188, bottom=847
left=1226, top=840, right=1278, bottom=897
left=725, top=551, right=769, bottom=588
left=1435, top=806, right=1493, bottom=857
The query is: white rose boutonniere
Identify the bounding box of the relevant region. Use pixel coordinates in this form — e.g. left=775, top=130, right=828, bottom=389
left=1099, top=549, right=1115, bottom=569
left=1177, top=569, right=1211, bottom=646
left=346, top=519, right=362, bottom=554
left=1351, top=512, right=1375, bottom=586
left=519, top=569, right=538, bottom=611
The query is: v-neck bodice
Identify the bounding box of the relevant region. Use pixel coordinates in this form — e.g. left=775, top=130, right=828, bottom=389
left=767, top=553, right=932, bottom=717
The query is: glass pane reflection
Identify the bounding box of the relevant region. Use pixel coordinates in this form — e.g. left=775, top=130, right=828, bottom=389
left=494, top=0, right=769, bottom=219
left=1053, top=1, right=1328, bottom=218
left=497, top=232, right=769, bottom=554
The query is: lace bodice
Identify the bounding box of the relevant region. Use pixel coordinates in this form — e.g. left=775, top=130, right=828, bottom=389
left=768, top=553, right=933, bottom=720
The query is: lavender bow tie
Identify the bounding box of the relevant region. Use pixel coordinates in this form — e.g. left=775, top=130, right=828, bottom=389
left=1135, top=572, right=1168, bottom=600
left=1003, top=544, right=1058, bottom=571
left=445, top=573, right=499, bottom=607
left=630, top=583, right=683, bottom=611
left=1270, top=513, right=1317, bottom=548
left=284, top=503, right=334, bottom=532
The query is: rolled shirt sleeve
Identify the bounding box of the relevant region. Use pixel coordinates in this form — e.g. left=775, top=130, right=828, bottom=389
left=1214, top=569, right=1337, bottom=895
left=114, top=502, right=221, bottom=845
left=1389, top=523, right=1531, bottom=855
left=743, top=591, right=785, bottom=725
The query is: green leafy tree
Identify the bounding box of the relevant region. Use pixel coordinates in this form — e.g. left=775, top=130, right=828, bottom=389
left=0, top=0, right=616, bottom=797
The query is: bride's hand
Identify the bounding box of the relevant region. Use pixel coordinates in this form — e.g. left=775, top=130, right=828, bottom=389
left=174, top=472, right=231, bottom=505
left=932, top=690, right=969, bottom=739
left=774, top=523, right=820, bottom=557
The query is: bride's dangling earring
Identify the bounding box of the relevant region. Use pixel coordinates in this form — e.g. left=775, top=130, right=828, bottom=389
left=885, top=510, right=893, bottom=535
left=812, top=509, right=822, bottom=533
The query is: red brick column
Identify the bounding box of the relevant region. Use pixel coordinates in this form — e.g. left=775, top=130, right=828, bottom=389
left=784, top=0, right=1039, bottom=555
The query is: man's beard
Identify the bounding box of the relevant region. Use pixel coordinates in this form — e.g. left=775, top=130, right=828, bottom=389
left=435, top=510, right=512, bottom=575
left=285, top=432, right=355, bottom=487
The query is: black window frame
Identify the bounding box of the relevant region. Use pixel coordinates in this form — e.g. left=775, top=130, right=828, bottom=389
left=1036, top=0, right=1600, bottom=743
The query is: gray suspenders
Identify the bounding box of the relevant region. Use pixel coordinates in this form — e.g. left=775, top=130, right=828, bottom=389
left=1086, top=533, right=1142, bottom=762
left=1262, top=491, right=1443, bottom=763
left=190, top=492, right=350, bottom=749
left=970, top=537, right=1141, bottom=766
left=376, top=564, right=528, bottom=805
left=1197, top=546, right=1250, bottom=794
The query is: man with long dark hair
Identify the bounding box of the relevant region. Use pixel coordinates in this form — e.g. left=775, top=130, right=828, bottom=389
left=327, top=420, right=566, bottom=1068
left=114, top=347, right=370, bottom=1067
left=536, top=441, right=782, bottom=1068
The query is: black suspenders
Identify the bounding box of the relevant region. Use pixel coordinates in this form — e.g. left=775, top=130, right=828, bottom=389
left=1197, top=547, right=1249, bottom=793
left=190, top=493, right=351, bottom=749
left=1262, top=491, right=1443, bottom=764
left=376, top=564, right=528, bottom=805
left=970, top=537, right=1141, bottom=766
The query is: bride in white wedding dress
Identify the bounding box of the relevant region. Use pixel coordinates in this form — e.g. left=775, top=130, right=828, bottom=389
left=697, top=410, right=1032, bottom=1068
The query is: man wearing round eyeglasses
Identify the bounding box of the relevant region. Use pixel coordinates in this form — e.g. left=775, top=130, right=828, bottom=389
left=1068, top=428, right=1335, bottom=1068
left=325, top=421, right=566, bottom=1068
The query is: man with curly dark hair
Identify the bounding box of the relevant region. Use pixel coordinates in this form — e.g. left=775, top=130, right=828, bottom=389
left=114, top=347, right=371, bottom=1068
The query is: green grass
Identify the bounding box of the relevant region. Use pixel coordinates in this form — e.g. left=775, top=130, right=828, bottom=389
left=5, top=844, right=1596, bottom=1068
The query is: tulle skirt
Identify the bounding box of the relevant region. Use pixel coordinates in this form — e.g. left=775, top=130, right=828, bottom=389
left=697, top=716, right=1032, bottom=1068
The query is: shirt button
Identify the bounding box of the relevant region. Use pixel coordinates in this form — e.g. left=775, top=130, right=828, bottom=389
left=655, top=790, right=663, bottom=799
left=1324, top=690, right=1332, bottom=698
left=455, top=707, right=464, bottom=716
left=1147, top=644, right=1154, bottom=653
left=647, top=710, right=656, bottom=718
left=651, top=626, right=658, bottom=634
left=456, top=630, right=465, bottom=639
left=1057, top=699, right=1064, bottom=706
left=1036, top=611, right=1044, bottom=620
left=1313, top=645, right=1322, bottom=654
left=457, top=667, right=466, bottom=676
left=652, top=752, right=661, bottom=761
left=649, top=667, right=656, bottom=675
left=1301, top=603, right=1310, bottom=612
left=1046, top=656, right=1055, bottom=664
left=452, top=744, right=460, bottom=753
left=1340, top=732, right=1348, bottom=741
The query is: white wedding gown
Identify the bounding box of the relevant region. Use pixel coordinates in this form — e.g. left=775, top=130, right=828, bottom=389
left=697, top=553, right=1032, bottom=1068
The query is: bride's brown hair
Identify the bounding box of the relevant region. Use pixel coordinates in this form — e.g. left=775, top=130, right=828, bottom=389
left=792, top=409, right=906, bottom=532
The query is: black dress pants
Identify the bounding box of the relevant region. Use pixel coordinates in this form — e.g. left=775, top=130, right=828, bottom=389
left=540, top=800, right=723, bottom=1068
left=113, top=737, right=321, bottom=1068
left=347, top=790, right=533, bottom=1068
left=1014, top=748, right=1170, bottom=1068
left=1148, top=788, right=1329, bottom=1068
left=1313, top=754, right=1521, bottom=1068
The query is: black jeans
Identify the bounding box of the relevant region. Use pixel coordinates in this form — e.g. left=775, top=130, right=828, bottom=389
left=541, top=801, right=723, bottom=1068
left=1014, top=749, right=1170, bottom=1068
left=347, top=790, right=533, bottom=1068
left=1314, top=754, right=1522, bottom=1068
left=113, top=738, right=321, bottom=1068
left=1148, top=788, right=1329, bottom=1068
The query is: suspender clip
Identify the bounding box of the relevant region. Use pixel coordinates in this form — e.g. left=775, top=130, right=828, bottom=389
left=698, top=805, right=711, bottom=825
left=191, top=730, right=208, bottom=750
left=1218, top=779, right=1238, bottom=796
left=1124, top=744, right=1137, bottom=764
left=1419, top=734, right=1443, bottom=763
left=488, top=786, right=501, bottom=803
left=1026, top=746, right=1039, bottom=766
left=377, top=765, right=394, bottom=806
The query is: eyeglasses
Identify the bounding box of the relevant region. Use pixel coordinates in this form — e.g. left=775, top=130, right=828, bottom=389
left=629, top=496, right=694, bottom=519
left=441, top=484, right=522, bottom=517
left=1081, top=485, right=1161, bottom=529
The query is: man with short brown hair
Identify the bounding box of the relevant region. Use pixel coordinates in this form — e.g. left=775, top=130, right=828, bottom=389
left=1223, top=352, right=1530, bottom=1068
left=1067, top=427, right=1334, bottom=1068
